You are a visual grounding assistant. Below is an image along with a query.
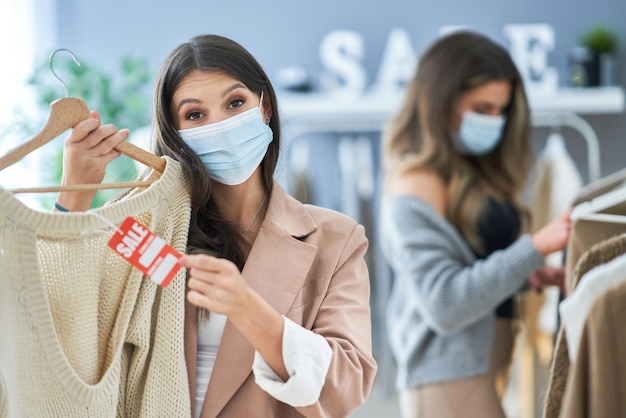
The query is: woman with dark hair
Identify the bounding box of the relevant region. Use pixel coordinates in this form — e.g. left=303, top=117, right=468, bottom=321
left=57, top=34, right=376, bottom=417
left=379, top=31, right=570, bottom=417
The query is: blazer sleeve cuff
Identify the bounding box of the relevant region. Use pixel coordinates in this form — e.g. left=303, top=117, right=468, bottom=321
left=252, top=316, right=332, bottom=407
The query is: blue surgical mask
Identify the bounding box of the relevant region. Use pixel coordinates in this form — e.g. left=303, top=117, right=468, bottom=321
left=178, top=99, right=272, bottom=185
left=452, top=111, right=506, bottom=156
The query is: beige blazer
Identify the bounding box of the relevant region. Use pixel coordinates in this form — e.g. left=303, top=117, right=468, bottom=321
left=185, top=182, right=377, bottom=418
left=560, top=281, right=626, bottom=418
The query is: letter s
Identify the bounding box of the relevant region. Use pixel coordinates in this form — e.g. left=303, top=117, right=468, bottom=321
left=319, top=30, right=366, bottom=95
left=116, top=243, right=133, bottom=259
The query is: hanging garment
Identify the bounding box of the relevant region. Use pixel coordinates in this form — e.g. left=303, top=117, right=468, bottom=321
left=0, top=157, right=192, bottom=418
left=559, top=251, right=626, bottom=361
left=564, top=200, right=626, bottom=291
left=542, top=233, right=626, bottom=418
left=526, top=132, right=580, bottom=326
left=559, top=280, right=626, bottom=418
left=522, top=132, right=583, bottom=362
left=529, top=132, right=583, bottom=241
left=506, top=134, right=582, bottom=418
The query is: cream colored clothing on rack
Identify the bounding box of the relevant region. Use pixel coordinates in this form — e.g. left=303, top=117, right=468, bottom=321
left=512, top=132, right=582, bottom=418
left=564, top=200, right=626, bottom=290
left=0, top=157, right=192, bottom=418
left=529, top=132, right=583, bottom=239
left=559, top=251, right=626, bottom=361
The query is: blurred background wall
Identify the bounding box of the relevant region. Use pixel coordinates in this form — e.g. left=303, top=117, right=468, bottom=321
left=50, top=0, right=626, bottom=179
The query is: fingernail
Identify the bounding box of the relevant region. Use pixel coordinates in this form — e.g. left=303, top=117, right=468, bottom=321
left=120, top=128, right=130, bottom=138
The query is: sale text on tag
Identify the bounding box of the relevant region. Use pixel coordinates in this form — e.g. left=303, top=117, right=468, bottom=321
left=108, top=216, right=182, bottom=287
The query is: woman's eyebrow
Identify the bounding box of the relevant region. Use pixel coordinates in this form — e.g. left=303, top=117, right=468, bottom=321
left=222, top=83, right=247, bottom=98
left=177, top=98, right=202, bottom=112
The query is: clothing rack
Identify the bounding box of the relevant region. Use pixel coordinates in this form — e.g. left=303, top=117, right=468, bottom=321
left=531, top=110, right=600, bottom=183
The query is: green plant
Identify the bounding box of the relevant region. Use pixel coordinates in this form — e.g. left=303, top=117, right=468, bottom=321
left=580, top=24, right=619, bottom=54
left=4, top=54, right=154, bottom=209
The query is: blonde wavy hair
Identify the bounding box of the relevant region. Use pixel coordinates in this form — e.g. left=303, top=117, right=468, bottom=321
left=382, top=31, right=533, bottom=253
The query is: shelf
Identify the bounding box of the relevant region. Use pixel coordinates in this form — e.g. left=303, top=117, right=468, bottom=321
left=278, top=86, right=625, bottom=134
left=528, top=87, right=626, bottom=114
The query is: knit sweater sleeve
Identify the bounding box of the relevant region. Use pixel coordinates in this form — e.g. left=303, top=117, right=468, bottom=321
left=381, top=195, right=544, bottom=335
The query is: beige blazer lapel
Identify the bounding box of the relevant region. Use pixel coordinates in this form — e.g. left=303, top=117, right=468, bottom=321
left=201, top=182, right=318, bottom=417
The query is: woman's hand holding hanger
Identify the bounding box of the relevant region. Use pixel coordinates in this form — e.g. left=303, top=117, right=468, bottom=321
left=57, top=110, right=129, bottom=211
left=531, top=208, right=573, bottom=257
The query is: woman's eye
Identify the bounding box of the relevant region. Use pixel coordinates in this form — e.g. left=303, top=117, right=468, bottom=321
left=187, top=111, right=202, bottom=120
left=228, top=99, right=244, bottom=109
left=473, top=107, right=491, bottom=115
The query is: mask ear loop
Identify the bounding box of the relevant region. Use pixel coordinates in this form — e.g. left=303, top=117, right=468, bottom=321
left=259, top=90, right=270, bottom=125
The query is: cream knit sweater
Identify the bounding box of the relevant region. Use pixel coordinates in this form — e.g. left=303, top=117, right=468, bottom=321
left=0, top=157, right=191, bottom=417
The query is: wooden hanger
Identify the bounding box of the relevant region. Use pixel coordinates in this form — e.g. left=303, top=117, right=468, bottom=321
left=0, top=48, right=166, bottom=194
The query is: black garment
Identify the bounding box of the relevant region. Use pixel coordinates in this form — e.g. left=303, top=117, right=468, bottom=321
left=475, top=197, right=522, bottom=318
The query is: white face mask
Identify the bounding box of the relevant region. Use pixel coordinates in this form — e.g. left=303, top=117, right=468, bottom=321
left=452, top=111, right=506, bottom=156
left=178, top=95, right=272, bottom=185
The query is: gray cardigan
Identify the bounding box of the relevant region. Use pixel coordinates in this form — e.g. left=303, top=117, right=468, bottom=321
left=380, top=194, right=544, bottom=389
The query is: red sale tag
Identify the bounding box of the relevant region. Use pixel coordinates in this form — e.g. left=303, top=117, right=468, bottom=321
left=107, top=216, right=182, bottom=287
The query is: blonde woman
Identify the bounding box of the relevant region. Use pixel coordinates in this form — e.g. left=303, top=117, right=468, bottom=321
left=379, top=31, right=571, bottom=418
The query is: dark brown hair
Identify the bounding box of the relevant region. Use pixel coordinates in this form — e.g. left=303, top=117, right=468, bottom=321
left=382, top=31, right=532, bottom=253
left=152, top=34, right=281, bottom=268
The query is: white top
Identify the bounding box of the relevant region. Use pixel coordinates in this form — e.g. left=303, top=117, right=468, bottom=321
left=195, top=315, right=332, bottom=415
left=195, top=312, right=228, bottom=418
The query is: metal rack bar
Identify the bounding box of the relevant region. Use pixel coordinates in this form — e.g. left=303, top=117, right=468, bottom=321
left=531, top=110, right=601, bottom=183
